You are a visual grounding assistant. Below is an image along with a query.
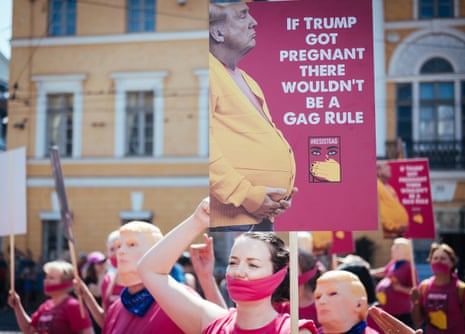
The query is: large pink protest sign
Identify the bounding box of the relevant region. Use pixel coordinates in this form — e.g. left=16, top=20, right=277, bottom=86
left=386, top=159, right=435, bottom=239
left=240, top=0, right=377, bottom=231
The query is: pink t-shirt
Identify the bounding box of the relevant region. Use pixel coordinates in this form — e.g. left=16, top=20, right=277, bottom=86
left=30, top=296, right=93, bottom=334
left=202, top=309, right=318, bottom=334
left=375, top=260, right=416, bottom=315
left=420, top=276, right=465, bottom=333
left=101, top=273, right=125, bottom=311
left=102, top=298, right=184, bottom=334
left=274, top=301, right=320, bottom=328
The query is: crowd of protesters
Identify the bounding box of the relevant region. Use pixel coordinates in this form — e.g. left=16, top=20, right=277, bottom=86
left=1, top=197, right=462, bottom=333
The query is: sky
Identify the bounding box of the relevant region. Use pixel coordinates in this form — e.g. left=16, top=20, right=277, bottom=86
left=0, top=0, right=12, bottom=59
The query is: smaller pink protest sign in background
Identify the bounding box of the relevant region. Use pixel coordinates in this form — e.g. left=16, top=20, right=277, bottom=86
left=386, top=159, right=435, bottom=239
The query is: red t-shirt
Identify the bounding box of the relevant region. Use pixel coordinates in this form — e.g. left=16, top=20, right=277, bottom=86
left=30, top=296, right=93, bottom=334
left=101, top=273, right=125, bottom=311
left=375, top=260, right=416, bottom=315
left=202, top=309, right=318, bottom=334
left=274, top=301, right=320, bottom=328
left=103, top=298, right=185, bottom=334
left=420, top=276, right=465, bottom=333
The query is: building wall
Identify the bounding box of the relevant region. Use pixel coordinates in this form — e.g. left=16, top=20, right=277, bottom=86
left=355, top=0, right=465, bottom=269
left=7, top=0, right=209, bottom=261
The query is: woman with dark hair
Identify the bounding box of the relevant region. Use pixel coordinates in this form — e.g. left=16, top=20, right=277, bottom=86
left=274, top=249, right=321, bottom=326
left=137, top=198, right=317, bottom=334
left=410, top=242, right=465, bottom=333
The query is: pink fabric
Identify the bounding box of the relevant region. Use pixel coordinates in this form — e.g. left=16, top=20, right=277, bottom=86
left=202, top=309, right=318, bottom=334
left=298, top=267, right=318, bottom=286
left=30, top=296, right=93, bottom=334
left=419, top=276, right=465, bottom=333
left=226, top=267, right=288, bottom=302
left=274, top=301, right=319, bottom=328
left=101, top=273, right=125, bottom=311
left=44, top=280, right=73, bottom=293
left=103, top=298, right=185, bottom=334
left=375, top=260, right=416, bottom=315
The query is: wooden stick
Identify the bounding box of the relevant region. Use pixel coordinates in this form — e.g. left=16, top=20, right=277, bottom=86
left=66, top=213, right=85, bottom=318
left=8, top=152, right=15, bottom=292
left=409, top=238, right=417, bottom=288
left=289, top=232, right=298, bottom=334
left=9, top=234, right=14, bottom=292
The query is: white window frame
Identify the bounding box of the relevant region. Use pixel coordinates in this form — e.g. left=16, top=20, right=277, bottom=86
left=32, top=74, right=86, bottom=159
left=110, top=71, right=168, bottom=158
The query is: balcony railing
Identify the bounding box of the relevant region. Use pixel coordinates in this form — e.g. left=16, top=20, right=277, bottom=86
left=385, top=140, right=465, bottom=170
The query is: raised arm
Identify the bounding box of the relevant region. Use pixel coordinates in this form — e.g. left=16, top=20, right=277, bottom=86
left=74, top=278, right=105, bottom=328
left=7, top=291, right=35, bottom=334
left=190, top=234, right=227, bottom=309
left=137, top=198, right=228, bottom=334
left=410, top=285, right=426, bottom=329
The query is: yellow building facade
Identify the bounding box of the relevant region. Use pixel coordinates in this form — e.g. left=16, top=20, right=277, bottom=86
left=355, top=0, right=465, bottom=269
left=7, top=0, right=209, bottom=260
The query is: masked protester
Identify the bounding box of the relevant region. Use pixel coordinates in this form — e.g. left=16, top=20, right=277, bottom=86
left=410, top=242, right=465, bottom=333
left=370, top=238, right=418, bottom=328
left=273, top=249, right=322, bottom=327
left=137, top=198, right=318, bottom=334
left=315, top=270, right=380, bottom=334
left=8, top=260, right=94, bottom=334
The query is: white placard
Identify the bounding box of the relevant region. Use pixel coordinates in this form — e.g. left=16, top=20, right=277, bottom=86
left=0, top=147, right=27, bottom=236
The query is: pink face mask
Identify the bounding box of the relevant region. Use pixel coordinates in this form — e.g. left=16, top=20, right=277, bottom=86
left=431, top=262, right=451, bottom=274
left=226, top=266, right=288, bottom=302
left=298, top=266, right=318, bottom=286
left=110, top=256, right=118, bottom=268
left=44, top=280, right=74, bottom=294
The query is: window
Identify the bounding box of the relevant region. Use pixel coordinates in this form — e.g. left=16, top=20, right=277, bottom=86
left=126, top=91, right=154, bottom=156
left=48, top=0, right=77, bottom=36
left=41, top=219, right=68, bottom=262
left=396, top=83, right=413, bottom=143
left=419, top=0, right=453, bottom=19
left=419, top=82, right=454, bottom=140
left=418, top=58, right=455, bottom=141
left=32, top=74, right=85, bottom=158
left=46, top=94, right=74, bottom=157
left=127, top=0, right=155, bottom=33
left=111, top=71, right=168, bottom=158
left=420, top=57, right=454, bottom=74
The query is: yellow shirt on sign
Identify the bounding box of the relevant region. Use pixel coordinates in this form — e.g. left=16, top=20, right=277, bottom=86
left=209, top=53, right=296, bottom=228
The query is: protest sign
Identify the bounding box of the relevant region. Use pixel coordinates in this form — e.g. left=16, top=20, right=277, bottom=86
left=0, top=147, right=26, bottom=236
left=241, top=0, right=377, bottom=231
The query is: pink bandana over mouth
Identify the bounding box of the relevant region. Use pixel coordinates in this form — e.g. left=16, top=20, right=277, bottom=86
left=298, top=266, right=318, bottom=286
left=44, top=280, right=74, bottom=294
left=431, top=262, right=451, bottom=274
left=226, top=266, right=288, bottom=302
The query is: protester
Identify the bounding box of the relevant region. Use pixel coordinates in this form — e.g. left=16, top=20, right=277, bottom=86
left=410, top=242, right=465, bottom=333
left=101, top=230, right=124, bottom=313
left=138, top=197, right=318, bottom=334
left=8, top=260, right=94, bottom=334
left=83, top=251, right=107, bottom=307
left=209, top=1, right=296, bottom=231
left=274, top=249, right=321, bottom=327
left=76, top=221, right=189, bottom=334
left=315, top=270, right=379, bottom=333
left=370, top=237, right=417, bottom=327
left=336, top=254, right=377, bottom=306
